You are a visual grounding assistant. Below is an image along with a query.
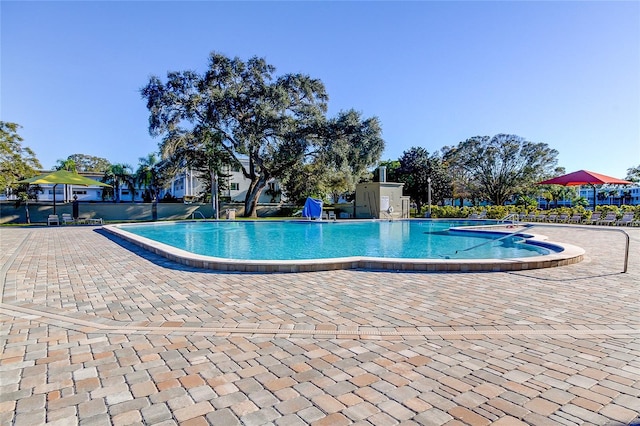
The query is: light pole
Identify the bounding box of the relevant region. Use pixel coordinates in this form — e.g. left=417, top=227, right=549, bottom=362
left=427, top=177, right=432, bottom=218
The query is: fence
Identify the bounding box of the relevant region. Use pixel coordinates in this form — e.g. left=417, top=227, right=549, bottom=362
left=0, top=202, right=219, bottom=224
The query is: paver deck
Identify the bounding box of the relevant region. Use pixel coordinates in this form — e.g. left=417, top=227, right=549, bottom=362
left=0, top=224, right=639, bottom=425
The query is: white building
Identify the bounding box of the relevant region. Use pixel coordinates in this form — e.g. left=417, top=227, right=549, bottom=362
left=1, top=171, right=112, bottom=203
left=163, top=158, right=283, bottom=204
left=533, top=185, right=640, bottom=209
left=577, top=185, right=640, bottom=207
left=4, top=158, right=284, bottom=204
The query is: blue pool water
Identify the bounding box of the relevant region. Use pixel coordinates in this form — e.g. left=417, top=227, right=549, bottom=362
left=121, top=220, right=551, bottom=261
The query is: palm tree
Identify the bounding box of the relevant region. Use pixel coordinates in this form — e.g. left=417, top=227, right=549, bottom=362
left=606, top=188, right=619, bottom=206
left=540, top=189, right=553, bottom=210
left=159, top=127, right=234, bottom=218
left=135, top=153, right=161, bottom=203
left=56, top=158, right=77, bottom=172
left=597, top=189, right=609, bottom=206
left=101, top=163, right=133, bottom=203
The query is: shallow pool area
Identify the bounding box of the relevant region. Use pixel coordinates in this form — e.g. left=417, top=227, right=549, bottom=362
left=104, top=220, right=585, bottom=273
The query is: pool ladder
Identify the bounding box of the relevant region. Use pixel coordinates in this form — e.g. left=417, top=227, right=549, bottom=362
left=191, top=211, right=206, bottom=219
left=500, top=213, right=520, bottom=223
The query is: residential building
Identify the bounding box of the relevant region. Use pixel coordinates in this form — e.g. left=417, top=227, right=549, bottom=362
left=2, top=158, right=284, bottom=204
left=1, top=171, right=114, bottom=203
left=162, top=158, right=283, bottom=204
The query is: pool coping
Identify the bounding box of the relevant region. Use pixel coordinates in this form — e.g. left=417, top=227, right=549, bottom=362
left=102, top=220, right=585, bottom=273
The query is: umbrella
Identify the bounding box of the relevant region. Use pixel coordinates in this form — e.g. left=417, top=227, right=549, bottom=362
left=537, top=169, right=632, bottom=209
left=17, top=170, right=111, bottom=215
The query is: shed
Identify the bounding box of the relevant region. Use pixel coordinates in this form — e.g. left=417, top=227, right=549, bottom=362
left=355, top=181, right=410, bottom=219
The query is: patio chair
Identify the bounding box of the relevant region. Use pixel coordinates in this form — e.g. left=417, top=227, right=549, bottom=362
left=47, top=215, right=60, bottom=226
left=597, top=212, right=618, bottom=225
left=567, top=214, right=582, bottom=224
left=62, top=213, right=75, bottom=225
left=616, top=213, right=635, bottom=226
left=582, top=212, right=601, bottom=224
left=328, top=211, right=337, bottom=220
left=534, top=214, right=547, bottom=222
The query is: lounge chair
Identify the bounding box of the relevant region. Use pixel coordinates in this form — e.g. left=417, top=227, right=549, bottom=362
left=546, top=214, right=558, bottom=222
left=524, top=213, right=537, bottom=222
left=567, top=214, right=582, bottom=224
left=598, top=213, right=618, bottom=225
left=556, top=214, right=569, bottom=223
left=534, top=214, right=547, bottom=222
left=582, top=212, right=601, bottom=224
left=616, top=213, right=635, bottom=226
left=47, top=215, right=60, bottom=226
left=328, top=211, right=337, bottom=220
left=62, top=213, right=75, bottom=225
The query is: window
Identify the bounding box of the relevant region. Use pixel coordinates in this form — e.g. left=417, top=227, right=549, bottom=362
left=230, top=183, right=239, bottom=191
left=73, top=190, right=87, bottom=195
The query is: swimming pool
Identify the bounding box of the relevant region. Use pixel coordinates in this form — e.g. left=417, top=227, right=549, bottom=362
left=105, top=220, right=585, bottom=273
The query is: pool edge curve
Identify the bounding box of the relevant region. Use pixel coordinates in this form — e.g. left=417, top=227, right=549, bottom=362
left=102, top=221, right=585, bottom=273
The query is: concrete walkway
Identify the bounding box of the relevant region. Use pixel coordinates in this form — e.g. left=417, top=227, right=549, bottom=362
left=1, top=224, right=639, bottom=425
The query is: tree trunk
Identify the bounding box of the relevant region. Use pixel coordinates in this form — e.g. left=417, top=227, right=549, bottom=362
left=244, top=175, right=267, bottom=218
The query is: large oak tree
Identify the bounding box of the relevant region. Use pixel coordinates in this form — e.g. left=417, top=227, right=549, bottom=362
left=445, top=134, right=558, bottom=205
left=142, top=53, right=383, bottom=217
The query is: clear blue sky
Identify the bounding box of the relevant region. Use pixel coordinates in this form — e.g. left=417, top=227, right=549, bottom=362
left=2, top=1, right=639, bottom=178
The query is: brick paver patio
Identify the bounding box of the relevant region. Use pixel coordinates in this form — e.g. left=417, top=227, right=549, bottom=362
left=1, top=224, right=639, bottom=425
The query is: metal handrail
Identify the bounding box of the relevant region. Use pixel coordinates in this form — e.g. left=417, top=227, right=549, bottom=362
left=500, top=213, right=520, bottom=223
left=191, top=211, right=205, bottom=219
left=530, top=224, right=630, bottom=274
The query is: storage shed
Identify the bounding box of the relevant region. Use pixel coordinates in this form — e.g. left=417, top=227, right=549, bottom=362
left=355, top=167, right=410, bottom=219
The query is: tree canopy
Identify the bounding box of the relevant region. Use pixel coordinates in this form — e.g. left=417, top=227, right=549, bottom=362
left=445, top=134, right=558, bottom=205
left=396, top=147, right=451, bottom=213
left=0, top=121, right=42, bottom=191
left=626, top=165, right=640, bottom=183
left=62, top=154, right=111, bottom=173
left=142, top=52, right=383, bottom=216
left=159, top=127, right=237, bottom=216
left=135, top=153, right=163, bottom=203
left=101, top=163, right=134, bottom=203
left=279, top=110, right=384, bottom=204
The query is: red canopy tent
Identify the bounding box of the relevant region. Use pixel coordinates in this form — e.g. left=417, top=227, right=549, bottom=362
left=537, top=170, right=632, bottom=209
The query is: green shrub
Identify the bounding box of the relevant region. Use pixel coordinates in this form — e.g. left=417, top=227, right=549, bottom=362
left=429, top=205, right=469, bottom=218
